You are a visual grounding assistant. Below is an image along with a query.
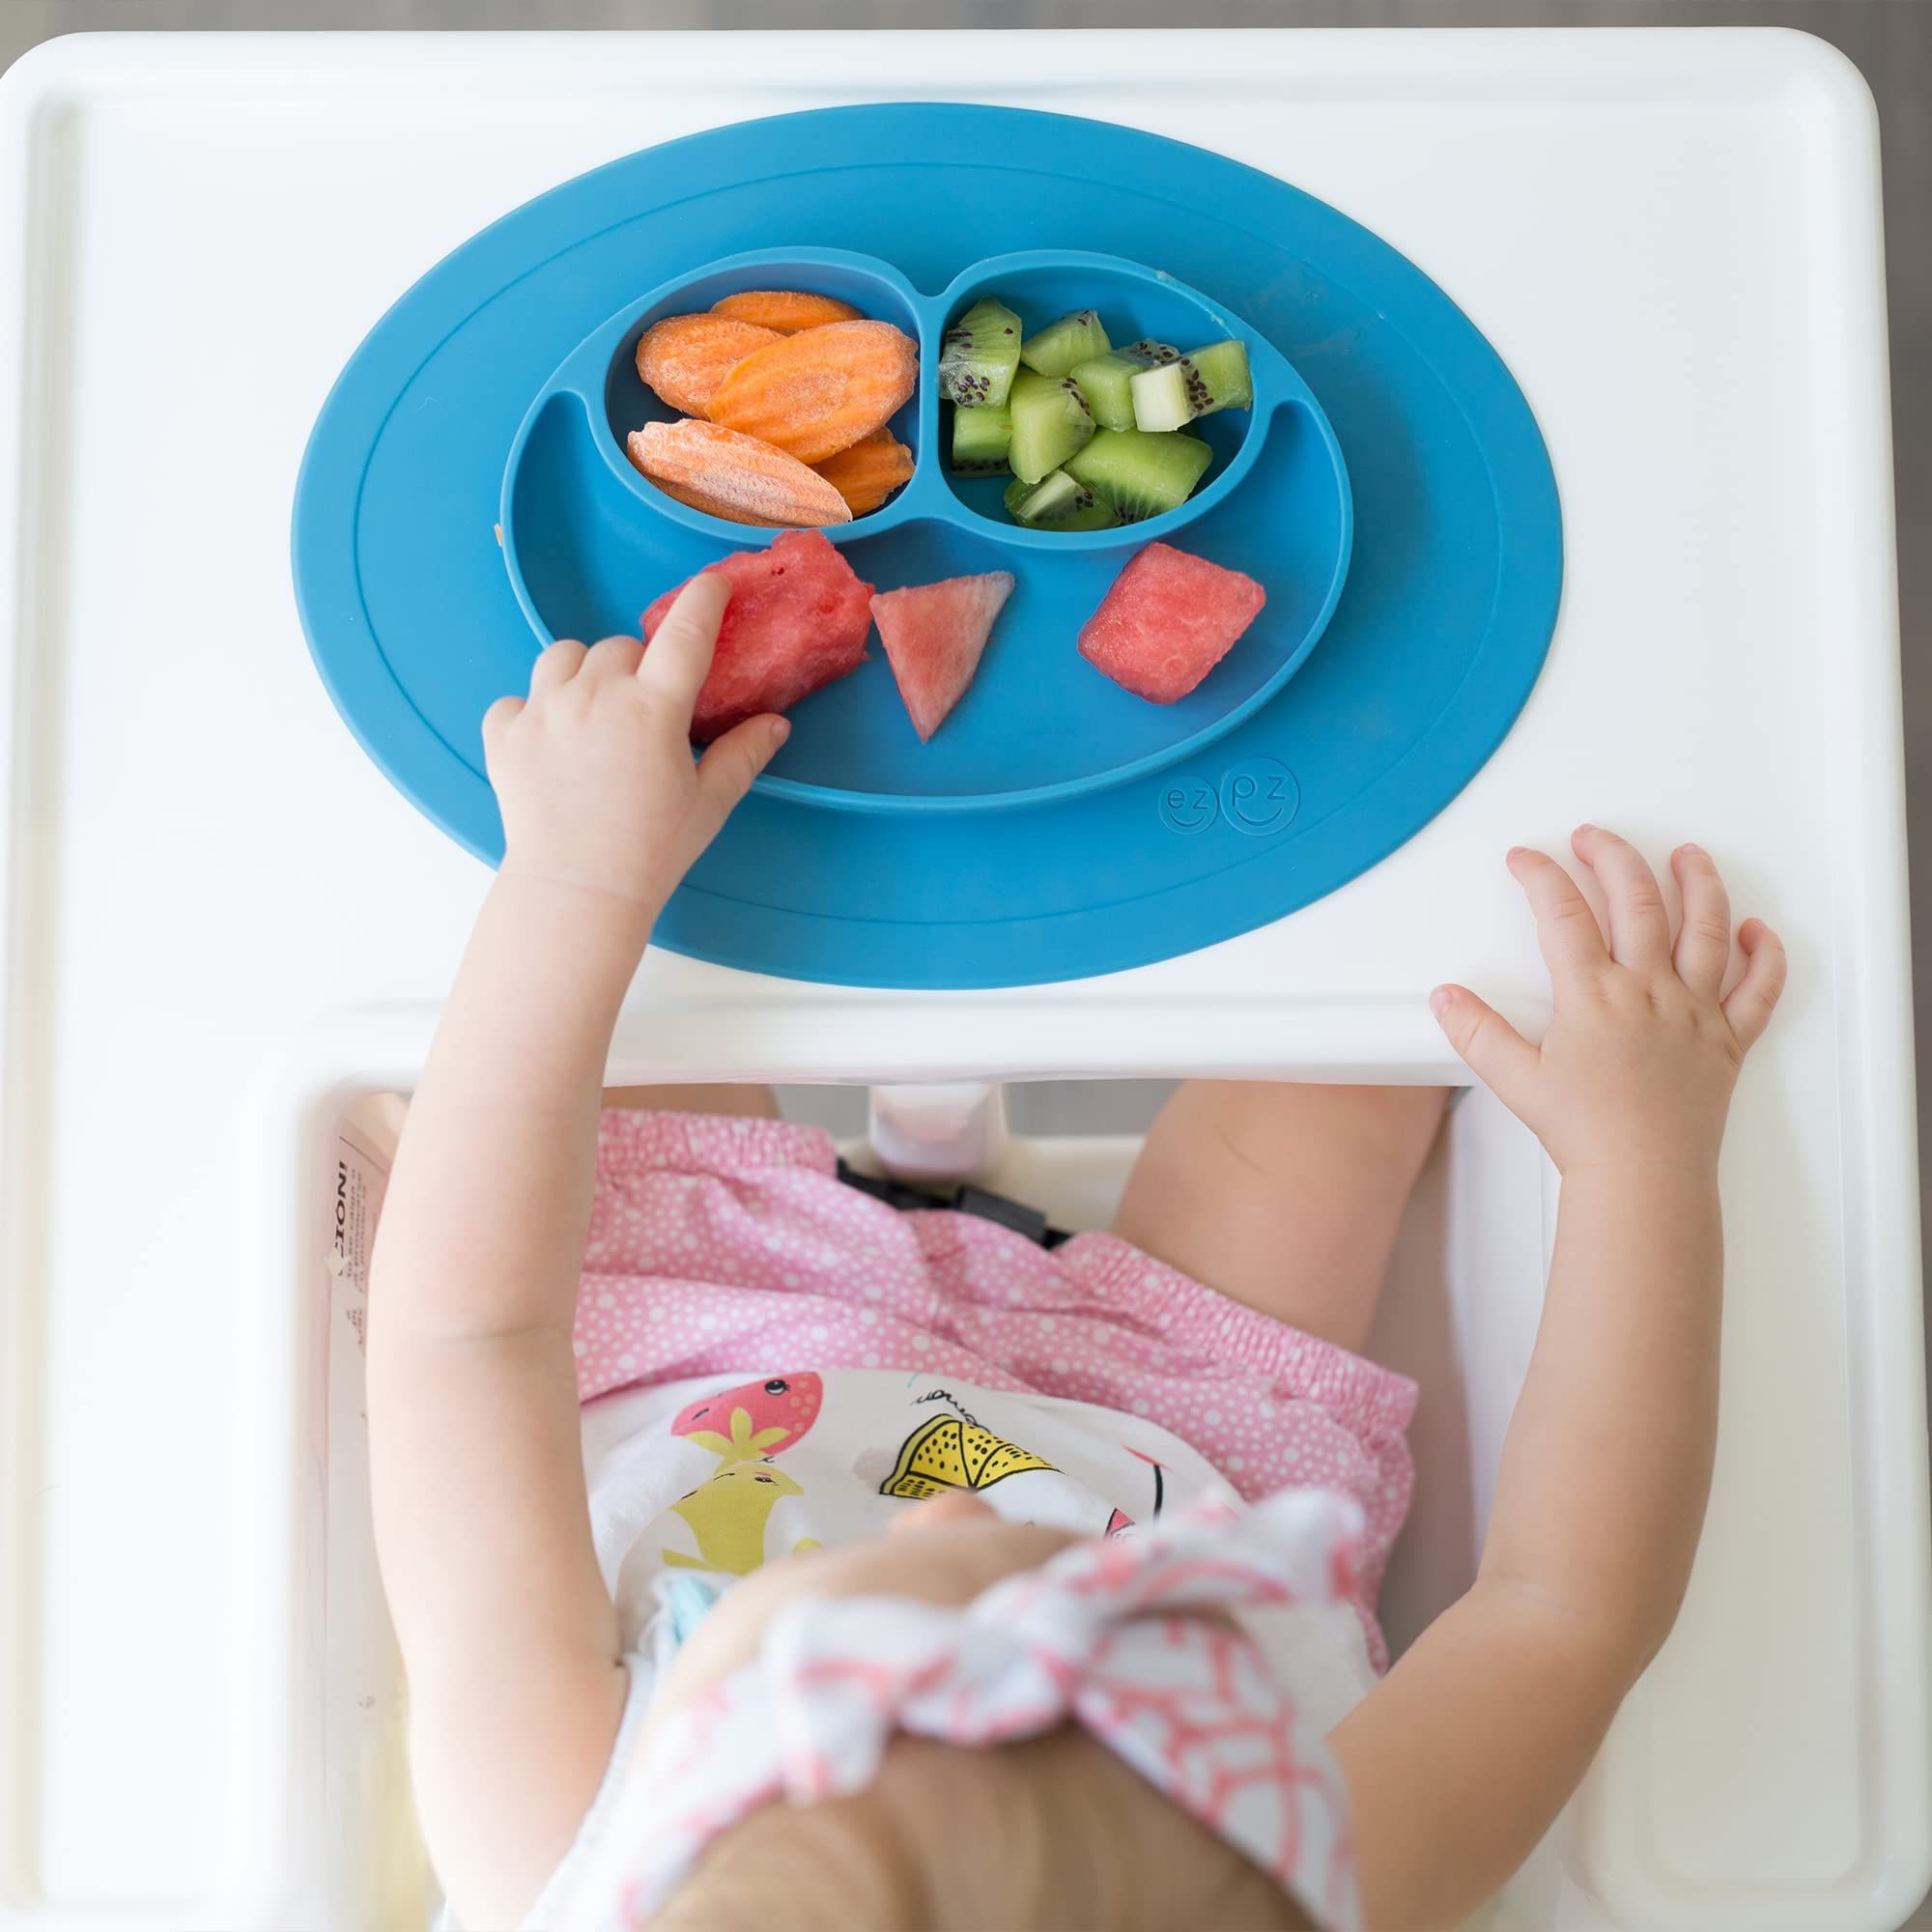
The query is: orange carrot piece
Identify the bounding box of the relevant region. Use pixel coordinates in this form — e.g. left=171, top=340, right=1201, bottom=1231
left=706, top=320, right=919, bottom=465
left=811, top=428, right=916, bottom=516
left=626, top=418, right=852, bottom=527
left=710, top=289, right=865, bottom=334
left=645, top=475, right=776, bottom=526
left=635, top=313, right=780, bottom=417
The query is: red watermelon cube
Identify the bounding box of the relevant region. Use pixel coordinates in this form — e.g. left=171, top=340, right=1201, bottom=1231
left=1077, top=542, right=1266, bottom=704
left=641, top=528, right=874, bottom=741
left=870, top=571, right=1014, bottom=742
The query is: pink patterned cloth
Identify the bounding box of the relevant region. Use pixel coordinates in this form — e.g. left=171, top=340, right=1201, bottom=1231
left=574, top=1110, right=1416, bottom=1664
left=562, top=1490, right=1364, bottom=1931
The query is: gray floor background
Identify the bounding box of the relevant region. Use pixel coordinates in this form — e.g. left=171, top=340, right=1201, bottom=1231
left=2, top=2, right=1927, bottom=1922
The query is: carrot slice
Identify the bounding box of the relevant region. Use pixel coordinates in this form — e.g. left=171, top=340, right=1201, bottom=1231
left=635, top=314, right=780, bottom=417
left=645, top=476, right=777, bottom=526
left=707, top=320, right=919, bottom=465
left=711, top=289, right=865, bottom=334
left=627, top=419, right=853, bottom=528
left=812, top=428, right=915, bottom=516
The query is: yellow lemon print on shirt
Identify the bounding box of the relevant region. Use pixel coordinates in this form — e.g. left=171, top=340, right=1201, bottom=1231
left=880, top=1413, right=1055, bottom=1500
left=663, top=1460, right=806, bottom=1576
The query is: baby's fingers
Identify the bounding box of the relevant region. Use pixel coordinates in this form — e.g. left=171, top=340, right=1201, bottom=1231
left=1670, top=843, right=1733, bottom=999
left=693, top=713, right=792, bottom=841
left=480, top=694, right=524, bottom=754
left=1508, top=846, right=1608, bottom=984
left=578, top=634, right=646, bottom=685
left=1430, top=984, right=1537, bottom=1107
left=1573, top=826, right=1671, bottom=972
left=527, top=638, right=586, bottom=695
left=638, top=574, right=732, bottom=714
left=1721, top=919, right=1787, bottom=1051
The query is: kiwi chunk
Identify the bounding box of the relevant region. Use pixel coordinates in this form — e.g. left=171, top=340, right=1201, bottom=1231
left=951, top=403, right=1013, bottom=474
left=1071, top=340, right=1179, bottom=432
left=1008, top=369, right=1095, bottom=485
left=1004, top=469, right=1117, bottom=531
left=939, top=298, right=1023, bottom=409
left=1064, top=429, right=1212, bottom=523
left=1129, top=339, right=1254, bottom=433
left=1018, top=309, right=1112, bottom=381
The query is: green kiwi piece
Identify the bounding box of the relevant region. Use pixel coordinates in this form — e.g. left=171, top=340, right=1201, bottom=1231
left=938, top=298, right=1023, bottom=409
left=1008, top=369, right=1095, bottom=485
left=1064, top=429, right=1213, bottom=523
left=1018, top=309, right=1112, bottom=381
left=1003, top=469, right=1118, bottom=531
left=1128, top=339, right=1254, bottom=433
left=950, top=403, right=1014, bottom=474
left=1070, top=340, right=1180, bottom=432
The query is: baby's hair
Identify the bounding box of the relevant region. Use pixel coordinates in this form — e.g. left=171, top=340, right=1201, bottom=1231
left=649, top=1730, right=1312, bottom=1932
left=647, top=1797, right=921, bottom=1932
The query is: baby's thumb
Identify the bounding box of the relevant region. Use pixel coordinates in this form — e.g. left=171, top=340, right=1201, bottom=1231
left=1430, top=984, right=1535, bottom=1101
left=694, top=713, right=791, bottom=830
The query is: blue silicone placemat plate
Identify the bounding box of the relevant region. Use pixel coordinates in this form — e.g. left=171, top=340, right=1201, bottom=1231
left=292, top=102, right=1562, bottom=989
left=501, top=244, right=1351, bottom=812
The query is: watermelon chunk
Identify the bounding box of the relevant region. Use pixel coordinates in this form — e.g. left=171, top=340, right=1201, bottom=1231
left=869, top=572, right=1014, bottom=742
left=1077, top=542, right=1266, bottom=704
left=640, top=529, right=874, bottom=741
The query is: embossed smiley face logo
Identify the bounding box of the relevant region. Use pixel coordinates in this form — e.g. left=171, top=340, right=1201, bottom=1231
left=1156, top=760, right=1301, bottom=837
left=1157, top=780, right=1219, bottom=835
left=1219, top=758, right=1299, bottom=837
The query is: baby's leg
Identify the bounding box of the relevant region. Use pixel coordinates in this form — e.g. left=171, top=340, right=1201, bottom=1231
left=1112, top=1080, right=1447, bottom=1354
left=600, top=1082, right=780, bottom=1119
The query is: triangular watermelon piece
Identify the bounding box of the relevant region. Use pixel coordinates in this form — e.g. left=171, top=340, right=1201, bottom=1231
left=869, top=572, right=1014, bottom=742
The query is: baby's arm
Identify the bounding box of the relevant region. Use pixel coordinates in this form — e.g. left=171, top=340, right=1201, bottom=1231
left=366, top=582, right=787, bottom=1930
left=1331, top=829, right=1786, bottom=1929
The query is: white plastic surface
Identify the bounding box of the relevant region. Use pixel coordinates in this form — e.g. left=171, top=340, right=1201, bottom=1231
left=0, top=26, right=1924, bottom=1932
left=867, top=1082, right=1010, bottom=1183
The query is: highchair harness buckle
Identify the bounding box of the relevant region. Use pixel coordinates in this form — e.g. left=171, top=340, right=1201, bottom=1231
left=835, top=1159, right=1071, bottom=1249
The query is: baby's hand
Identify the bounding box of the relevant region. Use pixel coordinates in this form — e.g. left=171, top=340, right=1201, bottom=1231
left=1432, top=827, right=1786, bottom=1175
left=481, top=578, right=786, bottom=918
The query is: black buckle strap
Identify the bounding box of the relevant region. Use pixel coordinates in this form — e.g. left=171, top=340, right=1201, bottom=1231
left=837, top=1159, right=1071, bottom=1248
left=952, top=1183, right=1048, bottom=1244
left=835, top=1159, right=950, bottom=1213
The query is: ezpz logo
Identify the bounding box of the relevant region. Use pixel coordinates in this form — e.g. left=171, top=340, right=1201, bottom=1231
left=1156, top=778, right=1219, bottom=835
left=1156, top=758, right=1299, bottom=838
left=1220, top=757, right=1298, bottom=836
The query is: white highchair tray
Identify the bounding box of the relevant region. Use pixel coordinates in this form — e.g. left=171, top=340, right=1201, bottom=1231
left=0, top=27, right=1924, bottom=1932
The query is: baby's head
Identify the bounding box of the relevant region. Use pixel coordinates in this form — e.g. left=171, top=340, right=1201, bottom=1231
left=634, top=1494, right=1320, bottom=1932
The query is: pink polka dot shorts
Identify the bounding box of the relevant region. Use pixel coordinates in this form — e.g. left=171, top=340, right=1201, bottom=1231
left=575, top=1110, right=1417, bottom=1668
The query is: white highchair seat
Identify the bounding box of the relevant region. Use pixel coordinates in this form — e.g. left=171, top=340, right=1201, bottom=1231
left=858, top=1079, right=1143, bottom=1233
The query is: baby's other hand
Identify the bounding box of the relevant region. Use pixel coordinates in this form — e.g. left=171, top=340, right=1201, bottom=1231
left=481, top=578, right=787, bottom=918
left=1432, top=828, right=1786, bottom=1176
